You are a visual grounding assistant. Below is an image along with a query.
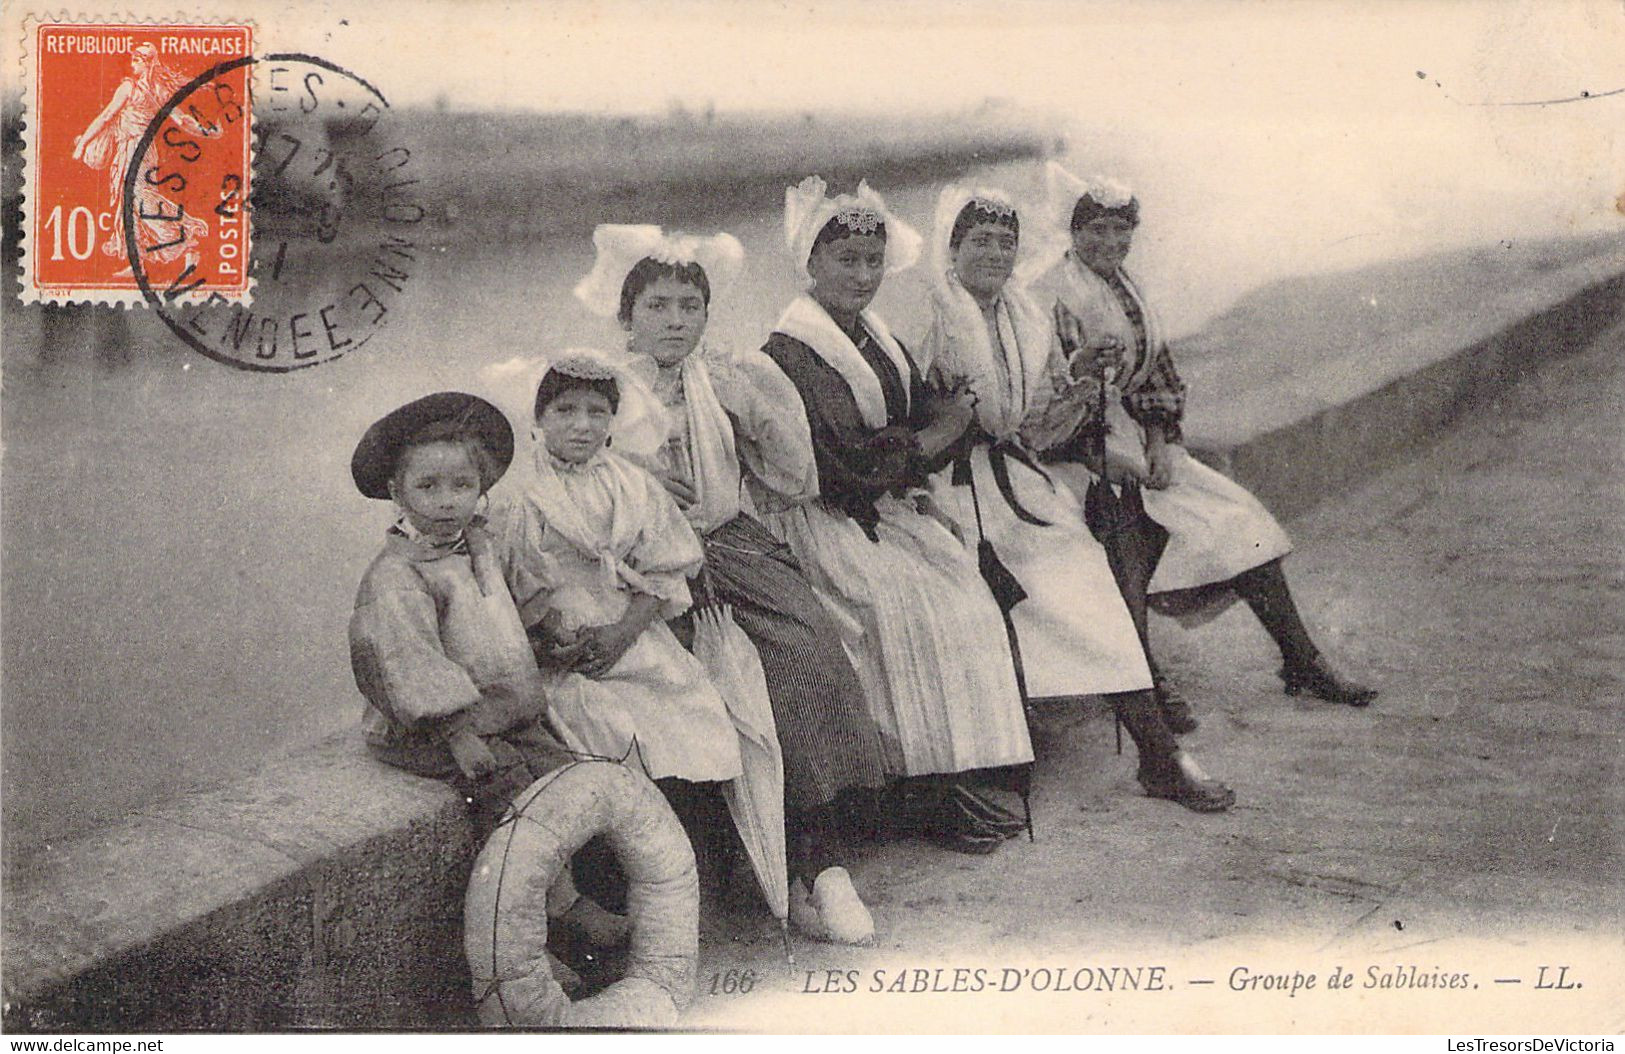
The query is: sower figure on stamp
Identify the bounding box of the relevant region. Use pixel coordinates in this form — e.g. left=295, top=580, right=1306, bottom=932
left=571, top=224, right=890, bottom=945
left=1024, top=162, right=1377, bottom=725
left=755, top=177, right=1035, bottom=854
left=346, top=393, right=632, bottom=968
left=920, top=184, right=1233, bottom=813
left=71, top=41, right=209, bottom=272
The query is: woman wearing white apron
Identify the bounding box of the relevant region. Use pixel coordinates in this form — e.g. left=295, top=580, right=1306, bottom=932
left=920, top=185, right=1233, bottom=813
left=756, top=177, right=1036, bottom=851
left=1024, top=163, right=1377, bottom=721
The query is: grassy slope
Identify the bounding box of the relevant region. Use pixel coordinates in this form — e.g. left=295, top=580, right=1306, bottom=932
left=1176, top=231, right=1625, bottom=367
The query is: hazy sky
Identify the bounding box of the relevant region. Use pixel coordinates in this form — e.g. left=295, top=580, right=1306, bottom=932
left=13, top=0, right=1613, bottom=121
left=314, top=0, right=1622, bottom=122
left=62, top=0, right=1615, bottom=232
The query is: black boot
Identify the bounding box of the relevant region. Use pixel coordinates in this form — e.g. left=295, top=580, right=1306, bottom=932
left=1280, top=653, right=1377, bottom=707
left=1147, top=656, right=1199, bottom=734
left=1108, top=689, right=1234, bottom=812
left=1231, top=559, right=1377, bottom=707
left=1135, top=754, right=1235, bottom=813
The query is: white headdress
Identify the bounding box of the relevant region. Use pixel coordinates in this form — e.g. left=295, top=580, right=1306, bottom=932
left=782, top=175, right=922, bottom=286
left=475, top=346, right=669, bottom=464
left=572, top=224, right=745, bottom=320
left=1015, top=161, right=1139, bottom=284
left=928, top=183, right=1028, bottom=286
left=1041, top=161, right=1136, bottom=239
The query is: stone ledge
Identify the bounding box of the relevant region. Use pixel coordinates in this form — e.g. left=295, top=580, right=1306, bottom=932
left=1182, top=243, right=1625, bottom=517
left=2, top=737, right=479, bottom=1030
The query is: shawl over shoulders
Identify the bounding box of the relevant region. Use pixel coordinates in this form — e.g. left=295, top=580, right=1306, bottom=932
left=485, top=452, right=701, bottom=624
left=1027, top=256, right=1188, bottom=442
left=762, top=330, right=938, bottom=537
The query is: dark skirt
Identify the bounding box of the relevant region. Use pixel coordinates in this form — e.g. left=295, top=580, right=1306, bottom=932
left=680, top=513, right=889, bottom=812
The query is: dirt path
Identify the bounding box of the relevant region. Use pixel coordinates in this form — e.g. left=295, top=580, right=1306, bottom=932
left=683, top=318, right=1624, bottom=1032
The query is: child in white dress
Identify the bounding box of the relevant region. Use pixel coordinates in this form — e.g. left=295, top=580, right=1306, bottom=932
left=486, top=357, right=744, bottom=785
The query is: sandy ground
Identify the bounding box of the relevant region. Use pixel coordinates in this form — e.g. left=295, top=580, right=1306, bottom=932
left=676, top=315, right=1625, bottom=1033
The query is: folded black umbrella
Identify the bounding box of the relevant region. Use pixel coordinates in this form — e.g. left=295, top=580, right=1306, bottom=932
left=977, top=537, right=1029, bottom=616
left=956, top=452, right=1035, bottom=841
left=1081, top=369, right=1140, bottom=546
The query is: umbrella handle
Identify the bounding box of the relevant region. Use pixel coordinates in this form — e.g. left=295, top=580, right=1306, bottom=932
left=780, top=918, right=796, bottom=972
left=1096, top=369, right=1110, bottom=465
left=694, top=564, right=717, bottom=609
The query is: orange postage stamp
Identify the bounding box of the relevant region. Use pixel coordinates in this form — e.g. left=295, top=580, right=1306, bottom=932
left=20, top=19, right=253, bottom=305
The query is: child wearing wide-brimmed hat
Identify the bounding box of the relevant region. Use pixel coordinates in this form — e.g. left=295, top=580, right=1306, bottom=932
left=347, top=391, right=628, bottom=952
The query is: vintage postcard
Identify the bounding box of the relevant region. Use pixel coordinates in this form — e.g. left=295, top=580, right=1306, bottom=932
left=1, top=0, right=1620, bottom=1039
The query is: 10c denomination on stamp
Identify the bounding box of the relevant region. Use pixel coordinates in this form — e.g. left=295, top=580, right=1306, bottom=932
left=20, top=18, right=252, bottom=305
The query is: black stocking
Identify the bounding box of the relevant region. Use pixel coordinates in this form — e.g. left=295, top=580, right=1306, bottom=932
left=787, top=804, right=845, bottom=888
left=1230, top=558, right=1318, bottom=669
left=1105, top=689, right=1178, bottom=770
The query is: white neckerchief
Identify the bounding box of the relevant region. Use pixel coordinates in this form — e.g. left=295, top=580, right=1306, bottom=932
left=772, top=294, right=912, bottom=430
left=929, top=273, right=1056, bottom=440
left=528, top=445, right=668, bottom=600
left=625, top=346, right=743, bottom=536
left=672, top=350, right=742, bottom=535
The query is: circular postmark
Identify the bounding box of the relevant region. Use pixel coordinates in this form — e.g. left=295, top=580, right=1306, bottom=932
left=123, top=53, right=426, bottom=372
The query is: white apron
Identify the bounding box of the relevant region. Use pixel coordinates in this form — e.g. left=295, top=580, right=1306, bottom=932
left=761, top=296, right=1033, bottom=777
left=1027, top=255, right=1293, bottom=594
left=920, top=275, right=1152, bottom=698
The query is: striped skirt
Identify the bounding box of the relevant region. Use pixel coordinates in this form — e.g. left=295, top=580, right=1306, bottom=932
left=692, top=514, right=889, bottom=811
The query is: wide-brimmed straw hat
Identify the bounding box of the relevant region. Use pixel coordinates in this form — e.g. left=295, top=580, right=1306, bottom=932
left=350, top=391, right=514, bottom=499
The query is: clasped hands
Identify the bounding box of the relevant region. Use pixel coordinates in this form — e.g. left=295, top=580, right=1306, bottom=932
left=528, top=608, right=638, bottom=679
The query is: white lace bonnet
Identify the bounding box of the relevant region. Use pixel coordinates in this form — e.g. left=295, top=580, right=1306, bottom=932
left=782, top=175, right=922, bottom=286
left=1041, top=160, right=1136, bottom=239
left=572, top=224, right=745, bottom=320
